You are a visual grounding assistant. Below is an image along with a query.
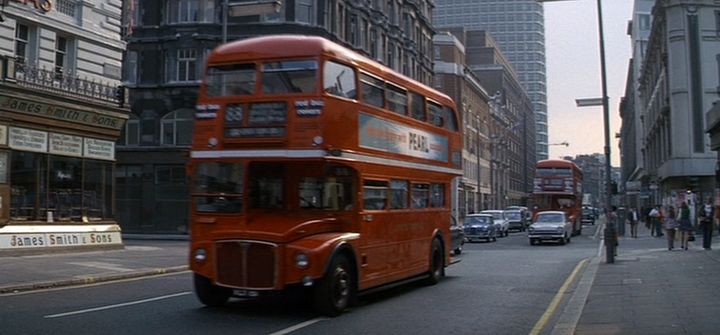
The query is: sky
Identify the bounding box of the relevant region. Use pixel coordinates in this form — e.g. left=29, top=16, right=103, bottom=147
left=544, top=0, right=635, bottom=166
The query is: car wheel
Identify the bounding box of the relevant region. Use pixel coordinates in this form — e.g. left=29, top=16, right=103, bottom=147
left=314, top=254, right=354, bottom=317
left=453, top=243, right=463, bottom=255
left=559, top=234, right=567, bottom=245
left=193, top=274, right=231, bottom=307
left=529, top=239, right=535, bottom=245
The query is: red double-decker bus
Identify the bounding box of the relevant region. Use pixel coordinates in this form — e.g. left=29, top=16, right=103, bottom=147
left=187, top=35, right=462, bottom=315
left=530, top=159, right=583, bottom=235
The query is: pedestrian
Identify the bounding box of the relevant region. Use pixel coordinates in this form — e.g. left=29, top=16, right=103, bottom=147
left=627, top=207, right=639, bottom=238
left=678, top=201, right=692, bottom=250
left=648, top=205, right=663, bottom=237
left=664, top=205, right=678, bottom=250
left=698, top=198, right=714, bottom=250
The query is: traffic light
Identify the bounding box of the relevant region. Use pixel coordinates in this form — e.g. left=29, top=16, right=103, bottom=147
left=115, top=86, right=125, bottom=107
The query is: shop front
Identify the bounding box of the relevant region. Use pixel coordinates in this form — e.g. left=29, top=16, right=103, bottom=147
left=0, top=57, right=128, bottom=254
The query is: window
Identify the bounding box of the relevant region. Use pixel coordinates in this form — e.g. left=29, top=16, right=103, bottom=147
left=363, top=180, right=387, bottom=210
left=15, top=23, right=29, bottom=65
left=428, top=101, right=444, bottom=127
left=56, top=0, right=78, bottom=18
left=161, top=109, right=194, bottom=146
left=10, top=151, right=46, bottom=221
left=386, top=83, right=408, bottom=115
left=206, top=63, right=256, bottom=96
left=167, top=0, right=215, bottom=23
left=84, top=160, right=113, bottom=220
left=361, top=73, right=385, bottom=108
left=298, top=176, right=353, bottom=210
left=411, top=183, right=429, bottom=209
left=262, top=60, right=318, bottom=94
left=175, top=49, right=197, bottom=82
left=430, top=183, right=444, bottom=208
left=249, top=163, right=284, bottom=209
left=48, top=156, right=82, bottom=221
left=323, top=61, right=357, bottom=99
left=389, top=180, right=408, bottom=209
left=296, top=0, right=315, bottom=24
left=119, top=115, right=140, bottom=146
left=193, top=162, right=244, bottom=213
left=410, top=92, right=425, bottom=121
left=54, top=36, right=69, bottom=77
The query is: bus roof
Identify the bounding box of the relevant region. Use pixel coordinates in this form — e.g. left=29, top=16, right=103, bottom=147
left=536, top=159, right=580, bottom=170
left=208, top=34, right=455, bottom=108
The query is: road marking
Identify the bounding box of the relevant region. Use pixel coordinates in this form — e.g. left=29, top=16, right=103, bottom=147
left=267, top=318, right=328, bottom=335
left=529, top=258, right=588, bottom=335
left=67, top=262, right=134, bottom=272
left=44, top=292, right=191, bottom=318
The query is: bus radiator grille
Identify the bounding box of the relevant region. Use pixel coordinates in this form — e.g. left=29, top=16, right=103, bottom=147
left=215, top=240, right=277, bottom=289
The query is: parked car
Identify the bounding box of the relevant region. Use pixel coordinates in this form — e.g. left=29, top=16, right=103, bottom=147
left=464, top=214, right=497, bottom=242
left=450, top=216, right=465, bottom=255
left=581, top=206, right=596, bottom=225
left=528, top=211, right=573, bottom=245
left=480, top=210, right=509, bottom=237
left=504, top=210, right=527, bottom=232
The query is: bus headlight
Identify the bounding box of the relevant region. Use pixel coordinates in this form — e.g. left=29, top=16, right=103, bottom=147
left=193, top=248, right=207, bottom=262
left=295, top=253, right=309, bottom=269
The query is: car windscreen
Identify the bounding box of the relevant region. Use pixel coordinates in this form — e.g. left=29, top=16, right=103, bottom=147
left=536, top=214, right=564, bottom=222
left=483, top=212, right=502, bottom=219
left=466, top=216, right=491, bottom=225
left=505, top=212, right=521, bottom=220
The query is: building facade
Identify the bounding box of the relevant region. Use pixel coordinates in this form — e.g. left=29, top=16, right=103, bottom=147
left=119, top=0, right=436, bottom=234
left=0, top=0, right=128, bottom=252
left=433, top=32, right=492, bottom=216
left=636, top=1, right=719, bottom=208
left=434, top=0, right=548, bottom=161
left=440, top=28, right=536, bottom=209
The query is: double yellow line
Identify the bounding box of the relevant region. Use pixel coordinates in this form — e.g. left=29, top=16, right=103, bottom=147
left=529, top=258, right=588, bottom=335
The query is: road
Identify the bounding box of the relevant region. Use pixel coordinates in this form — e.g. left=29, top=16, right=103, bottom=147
left=0, top=223, right=602, bottom=335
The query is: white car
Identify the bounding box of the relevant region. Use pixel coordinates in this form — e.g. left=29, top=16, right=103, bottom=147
left=528, top=211, right=573, bottom=245
left=480, top=210, right=509, bottom=237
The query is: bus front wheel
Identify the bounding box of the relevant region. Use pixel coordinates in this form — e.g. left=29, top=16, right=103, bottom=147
left=425, top=238, right=444, bottom=285
left=314, top=254, right=354, bottom=317
left=193, top=274, right=231, bottom=307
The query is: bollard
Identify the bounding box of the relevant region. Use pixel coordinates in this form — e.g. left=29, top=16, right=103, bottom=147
left=604, top=222, right=616, bottom=264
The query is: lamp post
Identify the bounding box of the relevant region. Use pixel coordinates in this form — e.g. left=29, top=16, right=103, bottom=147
left=540, top=0, right=614, bottom=261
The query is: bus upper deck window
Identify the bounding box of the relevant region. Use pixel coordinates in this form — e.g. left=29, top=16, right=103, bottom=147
left=262, top=60, right=318, bottom=94
left=428, top=101, right=444, bottom=127
left=360, top=74, right=385, bottom=108
left=386, top=83, right=408, bottom=115
left=323, top=61, right=357, bottom=99
left=206, top=63, right=256, bottom=97
left=410, top=92, right=425, bottom=121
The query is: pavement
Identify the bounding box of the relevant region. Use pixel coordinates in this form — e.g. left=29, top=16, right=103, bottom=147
left=2, top=223, right=720, bottom=334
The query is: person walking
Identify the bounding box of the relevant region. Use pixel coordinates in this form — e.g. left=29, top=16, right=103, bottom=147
left=698, top=198, right=714, bottom=250
left=664, top=205, right=678, bottom=250
left=648, top=205, right=663, bottom=237
left=627, top=207, right=639, bottom=238
left=678, top=201, right=692, bottom=250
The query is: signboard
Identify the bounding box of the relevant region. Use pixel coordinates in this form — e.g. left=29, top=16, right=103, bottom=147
left=9, top=127, right=48, bottom=153
left=83, top=138, right=115, bottom=161
left=0, top=231, right=122, bottom=249
left=49, top=133, right=83, bottom=157
left=359, top=113, right=448, bottom=162
left=0, top=95, right=125, bottom=130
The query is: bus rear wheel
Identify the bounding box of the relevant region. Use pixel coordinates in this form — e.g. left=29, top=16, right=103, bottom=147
left=193, top=274, right=231, bottom=307
left=314, top=254, right=354, bottom=317
left=425, top=238, right=444, bottom=285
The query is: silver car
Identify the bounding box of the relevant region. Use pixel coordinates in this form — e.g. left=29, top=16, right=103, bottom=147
left=480, top=210, right=509, bottom=237
left=528, top=211, right=572, bottom=245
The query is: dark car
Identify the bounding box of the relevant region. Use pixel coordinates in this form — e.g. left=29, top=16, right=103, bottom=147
left=581, top=206, right=595, bottom=225
left=464, top=214, right=497, bottom=242
left=450, top=216, right=465, bottom=255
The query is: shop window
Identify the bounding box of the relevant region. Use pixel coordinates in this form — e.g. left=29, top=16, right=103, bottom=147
left=161, top=109, right=194, bottom=146
left=48, top=156, right=82, bottom=221
left=10, top=152, right=46, bottom=221
left=84, top=160, right=113, bottom=220
left=116, top=165, right=142, bottom=200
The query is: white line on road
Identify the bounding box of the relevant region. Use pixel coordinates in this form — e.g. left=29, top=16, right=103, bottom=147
left=267, top=318, right=328, bottom=335
left=44, top=291, right=191, bottom=318
left=67, top=262, right=134, bottom=272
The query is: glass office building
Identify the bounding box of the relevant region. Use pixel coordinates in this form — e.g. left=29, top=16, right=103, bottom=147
left=434, top=0, right=548, bottom=160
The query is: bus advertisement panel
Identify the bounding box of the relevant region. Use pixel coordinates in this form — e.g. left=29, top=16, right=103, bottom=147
left=188, top=35, right=462, bottom=316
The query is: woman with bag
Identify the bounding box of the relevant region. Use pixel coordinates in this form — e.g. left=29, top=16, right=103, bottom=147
left=678, top=201, right=692, bottom=250
left=664, top=205, right=678, bottom=250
